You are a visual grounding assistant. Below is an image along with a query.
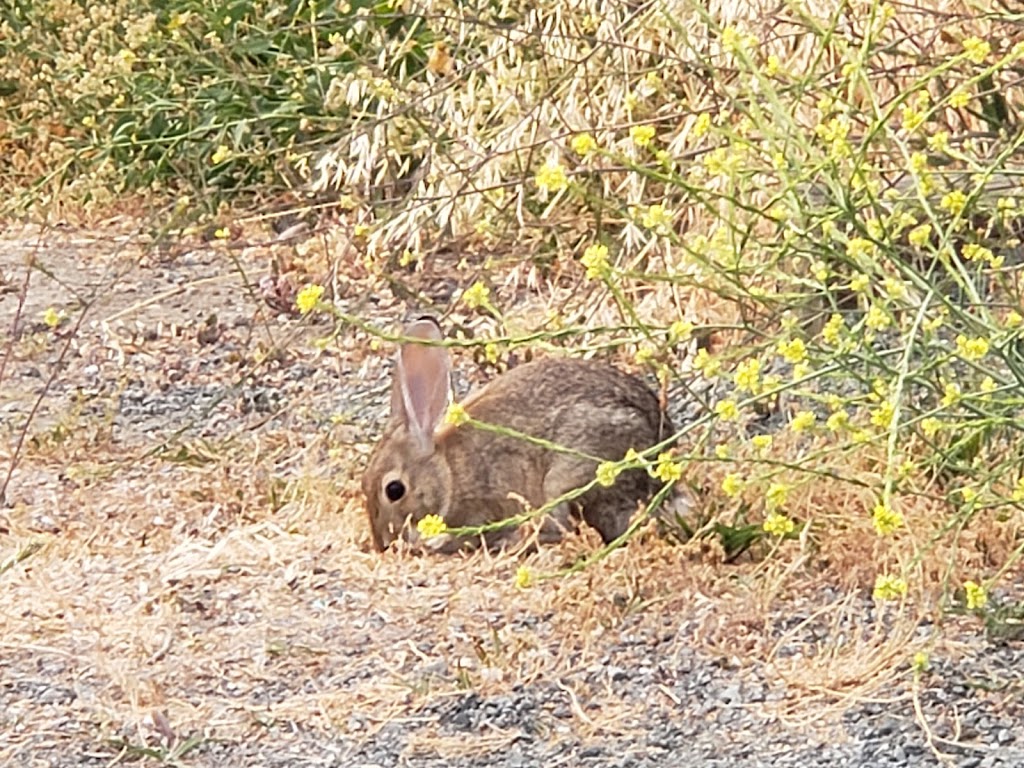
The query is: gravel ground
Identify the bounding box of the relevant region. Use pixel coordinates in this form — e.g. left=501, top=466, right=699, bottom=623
left=3, top=227, right=1024, bottom=767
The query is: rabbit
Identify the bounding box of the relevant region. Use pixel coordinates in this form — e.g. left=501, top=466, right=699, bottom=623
left=362, top=317, right=674, bottom=552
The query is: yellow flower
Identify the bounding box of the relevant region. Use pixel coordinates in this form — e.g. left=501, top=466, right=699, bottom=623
left=849, top=273, right=870, bottom=292
left=444, top=403, right=469, bottom=426
left=920, top=417, right=941, bottom=437
left=909, top=152, right=928, bottom=175
left=980, top=376, right=997, bottom=395
left=962, top=36, right=991, bottom=64
left=570, top=133, right=598, bottom=157
left=42, top=307, right=63, bottom=329
left=417, top=514, right=448, bottom=538
left=634, top=344, right=655, bottom=366
left=714, top=444, right=730, bottom=459
left=948, top=88, right=970, bottom=109
left=694, top=349, right=721, bottom=377
left=692, top=113, right=711, bottom=138
left=964, top=580, right=987, bottom=610
left=912, top=651, right=930, bottom=674
left=293, top=283, right=330, bottom=317
left=923, top=309, right=946, bottom=332
left=535, top=160, right=569, bottom=193
left=764, top=54, right=781, bottom=76
left=211, top=144, right=232, bottom=164
left=515, top=565, right=533, bottom=589
left=955, top=334, right=989, bottom=361
left=901, top=105, right=925, bottom=132
left=777, top=338, right=807, bottom=364
left=870, top=400, right=895, bottom=429
left=461, top=281, right=491, bottom=310
left=475, top=343, right=497, bottom=366
left=751, top=434, right=773, bottom=453
left=790, top=411, right=816, bottom=432
left=721, top=25, right=740, bottom=51
left=168, top=10, right=192, bottom=30
left=927, top=131, right=950, bottom=153
left=865, top=304, right=891, bottom=331
left=734, top=358, right=761, bottom=393
left=642, top=203, right=673, bottom=234
left=214, top=227, right=231, bottom=240
left=826, top=410, right=849, bottom=432
left=821, top=314, right=845, bottom=345
left=873, top=573, right=908, bottom=601
left=941, top=381, right=961, bottom=407
left=882, top=278, right=907, bottom=300
left=765, top=482, right=790, bottom=511
left=668, top=320, right=694, bottom=343
left=630, top=124, right=656, bottom=148
left=940, top=190, right=968, bottom=216
left=1005, top=310, right=1023, bottom=329
left=908, top=223, right=931, bottom=248
left=653, top=453, right=683, bottom=483
left=596, top=461, right=621, bottom=487
left=703, top=146, right=743, bottom=176
left=580, top=243, right=611, bottom=280
left=872, top=502, right=903, bottom=536
left=962, top=243, right=992, bottom=264
left=763, top=512, right=795, bottom=536
left=721, top=473, right=743, bottom=498
left=714, top=399, right=739, bottom=420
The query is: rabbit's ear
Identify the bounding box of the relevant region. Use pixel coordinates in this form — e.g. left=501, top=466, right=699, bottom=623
left=392, top=317, right=451, bottom=446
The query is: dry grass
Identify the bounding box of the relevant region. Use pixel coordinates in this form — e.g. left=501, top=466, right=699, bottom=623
left=1, top=402, right=1011, bottom=760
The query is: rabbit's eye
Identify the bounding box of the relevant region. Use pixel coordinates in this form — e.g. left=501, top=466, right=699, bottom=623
left=385, top=479, right=406, bottom=502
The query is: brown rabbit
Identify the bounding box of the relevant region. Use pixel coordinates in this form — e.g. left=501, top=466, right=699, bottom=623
left=362, top=317, right=674, bottom=551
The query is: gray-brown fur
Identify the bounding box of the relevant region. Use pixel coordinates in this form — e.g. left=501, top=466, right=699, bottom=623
left=362, top=319, right=673, bottom=552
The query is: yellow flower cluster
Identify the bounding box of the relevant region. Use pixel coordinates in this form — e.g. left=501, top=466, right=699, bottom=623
left=963, top=580, right=987, bottom=610
left=462, top=281, right=491, bottom=310
left=777, top=338, right=806, bottom=364
left=871, top=502, right=903, bottom=536
left=653, top=453, right=683, bottom=483
left=417, top=514, right=448, bottom=538
left=955, top=335, right=989, bottom=361
left=734, top=358, right=761, bottom=393
left=596, top=461, right=621, bottom=487
left=444, top=403, right=469, bottom=426
left=535, top=160, right=569, bottom=193
left=763, top=512, right=795, bottom=536
left=873, top=573, right=908, bottom=600
left=580, top=243, right=611, bottom=280
left=630, top=125, right=656, bottom=147
left=571, top=133, right=597, bottom=157
left=296, top=284, right=324, bottom=314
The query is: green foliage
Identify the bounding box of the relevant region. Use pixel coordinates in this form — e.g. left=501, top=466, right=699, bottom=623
left=0, top=0, right=432, bottom=210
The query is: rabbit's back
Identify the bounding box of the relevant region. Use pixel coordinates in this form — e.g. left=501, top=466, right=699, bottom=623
left=438, top=357, right=672, bottom=543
